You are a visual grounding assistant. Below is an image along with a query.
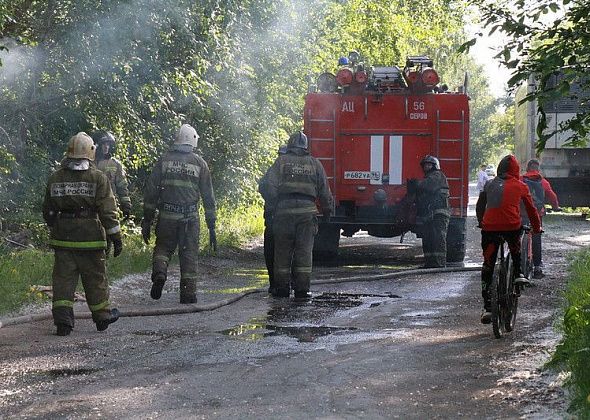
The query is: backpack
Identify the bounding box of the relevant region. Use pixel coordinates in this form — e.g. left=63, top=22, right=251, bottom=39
left=523, top=177, right=545, bottom=211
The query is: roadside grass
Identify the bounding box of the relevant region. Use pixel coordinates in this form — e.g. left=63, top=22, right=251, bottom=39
left=549, top=247, right=590, bottom=416
left=0, top=205, right=265, bottom=317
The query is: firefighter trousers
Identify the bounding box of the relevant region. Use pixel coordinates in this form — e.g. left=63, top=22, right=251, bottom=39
left=152, top=217, right=200, bottom=298
left=273, top=213, right=318, bottom=294
left=263, top=215, right=275, bottom=290
left=52, top=249, right=112, bottom=327
left=421, top=213, right=450, bottom=268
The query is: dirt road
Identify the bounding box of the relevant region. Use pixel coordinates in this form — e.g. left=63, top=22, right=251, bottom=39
left=1, top=212, right=588, bottom=418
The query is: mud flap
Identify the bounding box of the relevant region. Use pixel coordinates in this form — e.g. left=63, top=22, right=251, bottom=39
left=446, top=216, right=466, bottom=263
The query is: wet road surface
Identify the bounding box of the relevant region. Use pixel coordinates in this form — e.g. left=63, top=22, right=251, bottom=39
left=1, top=208, right=587, bottom=418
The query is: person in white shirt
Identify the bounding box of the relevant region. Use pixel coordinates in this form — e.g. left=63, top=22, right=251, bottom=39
left=477, top=164, right=490, bottom=192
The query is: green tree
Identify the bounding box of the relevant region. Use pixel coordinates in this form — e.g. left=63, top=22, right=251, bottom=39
left=461, top=0, right=590, bottom=152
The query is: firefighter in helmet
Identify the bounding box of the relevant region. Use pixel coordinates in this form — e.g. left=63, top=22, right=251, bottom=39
left=410, top=155, right=450, bottom=268
left=42, top=132, right=121, bottom=336
left=91, top=131, right=132, bottom=217
left=258, top=145, right=288, bottom=294
left=262, top=131, right=333, bottom=298
left=142, top=124, right=216, bottom=304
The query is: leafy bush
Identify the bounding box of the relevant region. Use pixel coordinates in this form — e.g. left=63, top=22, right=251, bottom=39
left=550, top=247, right=590, bottom=416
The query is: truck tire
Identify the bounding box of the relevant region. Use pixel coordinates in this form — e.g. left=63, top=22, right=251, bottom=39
left=446, top=217, right=466, bottom=263
left=313, top=224, right=341, bottom=261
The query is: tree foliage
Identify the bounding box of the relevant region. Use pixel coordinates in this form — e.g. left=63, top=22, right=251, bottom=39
left=1, top=0, right=499, bottom=226
left=461, top=0, right=590, bottom=152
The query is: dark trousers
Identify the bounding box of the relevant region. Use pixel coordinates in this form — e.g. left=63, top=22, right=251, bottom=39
left=263, top=216, right=275, bottom=289
left=273, top=213, right=317, bottom=293
left=480, top=229, right=522, bottom=306
left=52, top=249, right=111, bottom=327
left=421, top=214, right=450, bottom=267
left=152, top=217, right=200, bottom=298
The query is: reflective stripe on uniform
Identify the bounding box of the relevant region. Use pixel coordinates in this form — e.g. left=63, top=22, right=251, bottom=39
left=276, top=206, right=317, bottom=215
left=293, top=266, right=312, bottom=274
left=158, top=211, right=198, bottom=220
left=49, top=239, right=107, bottom=249
left=276, top=268, right=291, bottom=274
left=161, top=179, right=195, bottom=188
left=281, top=181, right=317, bottom=190
left=88, top=300, right=110, bottom=312
left=154, top=255, right=170, bottom=263
left=53, top=300, right=74, bottom=308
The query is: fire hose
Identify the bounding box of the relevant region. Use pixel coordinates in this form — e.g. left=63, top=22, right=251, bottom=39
left=0, top=265, right=481, bottom=329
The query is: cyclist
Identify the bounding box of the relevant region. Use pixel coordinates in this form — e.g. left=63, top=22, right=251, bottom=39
left=476, top=155, right=542, bottom=324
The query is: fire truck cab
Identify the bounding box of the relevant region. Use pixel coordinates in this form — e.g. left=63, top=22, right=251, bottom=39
left=305, top=53, right=469, bottom=262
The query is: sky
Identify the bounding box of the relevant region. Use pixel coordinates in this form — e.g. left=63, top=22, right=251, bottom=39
left=466, top=23, right=512, bottom=98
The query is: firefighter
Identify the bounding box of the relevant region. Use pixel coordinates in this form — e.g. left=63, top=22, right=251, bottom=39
left=258, top=145, right=287, bottom=294
left=92, top=131, right=132, bottom=256
left=521, top=158, right=561, bottom=278
left=142, top=124, right=216, bottom=304
left=410, top=155, right=450, bottom=268
left=42, top=132, right=121, bottom=336
left=476, top=155, right=542, bottom=324
left=262, top=131, right=333, bottom=298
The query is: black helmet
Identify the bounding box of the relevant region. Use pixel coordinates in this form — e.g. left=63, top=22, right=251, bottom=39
left=420, top=155, right=440, bottom=170
left=287, top=131, right=308, bottom=150
left=91, top=130, right=116, bottom=146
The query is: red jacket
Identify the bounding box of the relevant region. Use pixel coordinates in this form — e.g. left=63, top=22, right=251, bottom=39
left=476, top=155, right=542, bottom=233
left=521, top=170, right=560, bottom=213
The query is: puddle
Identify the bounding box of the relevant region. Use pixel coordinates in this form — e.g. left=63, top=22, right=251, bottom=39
left=40, top=367, right=101, bottom=378
left=220, top=323, right=356, bottom=343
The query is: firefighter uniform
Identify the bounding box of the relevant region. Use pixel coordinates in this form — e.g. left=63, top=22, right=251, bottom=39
left=42, top=132, right=121, bottom=336
left=414, top=155, right=450, bottom=268
left=96, top=157, right=131, bottom=214
left=263, top=132, right=333, bottom=298
left=142, top=124, right=216, bottom=304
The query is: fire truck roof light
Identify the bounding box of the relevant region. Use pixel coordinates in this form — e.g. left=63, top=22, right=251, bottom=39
left=421, top=68, right=440, bottom=86
left=355, top=71, right=368, bottom=84
left=336, top=68, right=354, bottom=86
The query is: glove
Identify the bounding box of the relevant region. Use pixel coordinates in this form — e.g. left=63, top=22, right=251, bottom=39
left=322, top=209, right=331, bottom=223
left=141, top=218, right=152, bottom=244
left=209, top=227, right=217, bottom=252
left=110, top=233, right=123, bottom=257
left=407, top=178, right=418, bottom=194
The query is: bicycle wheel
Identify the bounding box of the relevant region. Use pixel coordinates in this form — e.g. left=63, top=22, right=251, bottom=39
left=504, top=254, right=519, bottom=332
left=520, top=232, right=533, bottom=280
left=491, top=260, right=506, bottom=338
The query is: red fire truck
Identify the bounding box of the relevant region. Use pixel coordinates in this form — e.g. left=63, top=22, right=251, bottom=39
left=305, top=53, right=469, bottom=262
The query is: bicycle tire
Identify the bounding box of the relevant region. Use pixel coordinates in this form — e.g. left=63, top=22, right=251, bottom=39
left=504, top=254, right=519, bottom=332
left=520, top=232, right=533, bottom=280
left=491, top=261, right=505, bottom=338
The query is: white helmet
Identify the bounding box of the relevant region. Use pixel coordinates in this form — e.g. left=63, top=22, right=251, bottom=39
left=66, top=132, right=96, bottom=160
left=174, top=124, right=199, bottom=148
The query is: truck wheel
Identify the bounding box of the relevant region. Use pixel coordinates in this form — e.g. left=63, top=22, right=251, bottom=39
left=313, top=224, right=340, bottom=261
left=446, top=217, right=466, bottom=263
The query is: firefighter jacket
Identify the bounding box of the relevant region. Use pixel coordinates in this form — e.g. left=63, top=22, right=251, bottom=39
left=143, top=146, right=216, bottom=226
left=521, top=170, right=560, bottom=216
left=96, top=156, right=131, bottom=212
left=415, top=169, right=450, bottom=223
left=262, top=148, right=333, bottom=216
left=476, top=155, right=541, bottom=233
left=42, top=159, right=121, bottom=250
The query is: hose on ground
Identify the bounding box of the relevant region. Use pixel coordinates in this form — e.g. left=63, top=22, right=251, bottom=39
left=0, top=265, right=480, bottom=329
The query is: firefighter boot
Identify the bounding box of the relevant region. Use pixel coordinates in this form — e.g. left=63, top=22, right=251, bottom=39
left=294, top=290, right=312, bottom=301
left=56, top=324, right=72, bottom=336
left=179, top=278, right=197, bottom=304
left=96, top=308, right=120, bottom=332
left=272, top=288, right=290, bottom=298
left=150, top=273, right=166, bottom=300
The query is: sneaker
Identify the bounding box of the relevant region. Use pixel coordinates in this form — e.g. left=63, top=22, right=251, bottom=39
left=514, top=276, right=534, bottom=287
left=480, top=310, right=492, bottom=324
left=532, top=267, right=545, bottom=279
left=96, top=308, right=120, bottom=332
left=56, top=324, right=72, bottom=336
left=150, top=279, right=165, bottom=300
left=180, top=294, right=197, bottom=304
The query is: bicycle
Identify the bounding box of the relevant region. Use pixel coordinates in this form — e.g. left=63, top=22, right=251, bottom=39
left=490, top=231, right=525, bottom=339
left=520, top=225, right=534, bottom=281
